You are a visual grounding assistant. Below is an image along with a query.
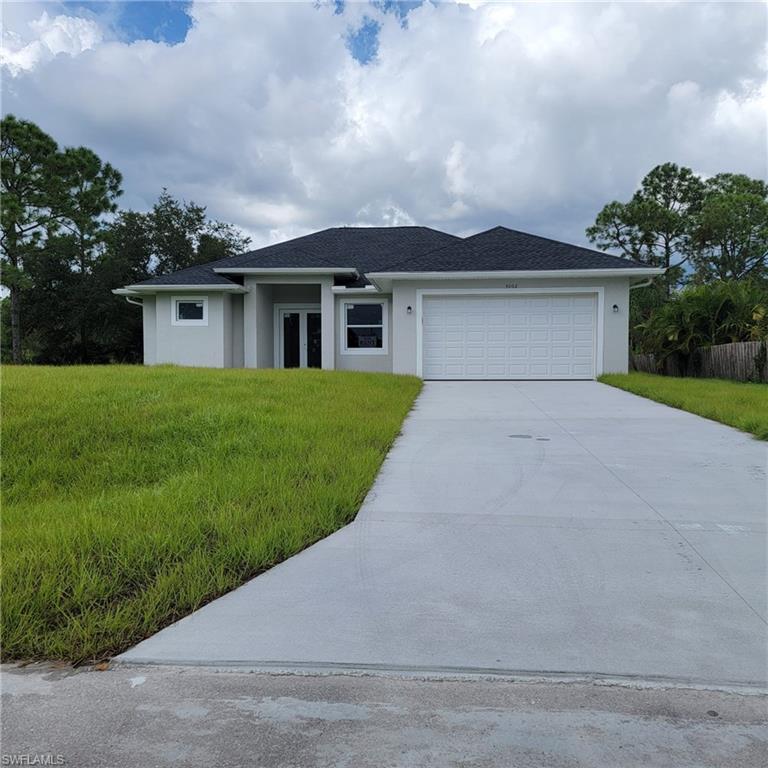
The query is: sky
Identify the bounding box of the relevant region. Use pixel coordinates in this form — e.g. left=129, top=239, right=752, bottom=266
left=1, top=0, right=766, bottom=250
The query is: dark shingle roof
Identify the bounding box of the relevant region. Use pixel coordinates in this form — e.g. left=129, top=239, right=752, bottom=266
left=129, top=226, right=459, bottom=288
left=133, top=259, right=240, bottom=287
left=128, top=225, right=646, bottom=288
left=375, top=226, right=647, bottom=273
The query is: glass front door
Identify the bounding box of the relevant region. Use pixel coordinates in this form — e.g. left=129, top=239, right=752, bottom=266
left=278, top=308, right=321, bottom=369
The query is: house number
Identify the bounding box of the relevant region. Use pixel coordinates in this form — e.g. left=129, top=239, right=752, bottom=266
left=505, top=283, right=518, bottom=289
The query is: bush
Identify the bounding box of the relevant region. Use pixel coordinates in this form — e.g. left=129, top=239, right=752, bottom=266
left=635, top=280, right=768, bottom=365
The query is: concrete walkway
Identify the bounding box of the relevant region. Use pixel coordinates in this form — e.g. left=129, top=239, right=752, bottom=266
left=120, top=382, right=767, bottom=687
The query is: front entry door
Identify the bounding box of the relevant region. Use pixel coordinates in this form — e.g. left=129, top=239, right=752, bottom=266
left=277, top=307, right=322, bottom=368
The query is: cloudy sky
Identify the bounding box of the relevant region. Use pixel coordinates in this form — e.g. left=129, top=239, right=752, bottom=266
left=2, top=0, right=766, bottom=249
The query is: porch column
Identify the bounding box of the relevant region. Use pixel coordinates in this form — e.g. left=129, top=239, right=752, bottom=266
left=243, top=277, right=258, bottom=368
left=320, top=277, right=335, bottom=370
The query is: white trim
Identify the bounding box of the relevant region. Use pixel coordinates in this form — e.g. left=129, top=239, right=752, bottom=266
left=215, top=267, right=357, bottom=275
left=339, top=297, right=389, bottom=356
left=171, top=295, right=208, bottom=327
left=273, top=303, right=322, bottom=368
left=368, top=267, right=663, bottom=292
left=120, top=284, right=247, bottom=293
left=415, top=287, right=604, bottom=380
left=369, top=268, right=664, bottom=280
left=331, top=285, right=380, bottom=294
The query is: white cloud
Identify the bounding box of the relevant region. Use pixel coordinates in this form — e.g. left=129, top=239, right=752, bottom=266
left=1, top=10, right=103, bottom=75
left=1, top=1, right=766, bottom=249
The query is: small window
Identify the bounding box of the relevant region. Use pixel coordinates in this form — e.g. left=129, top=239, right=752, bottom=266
left=342, top=301, right=387, bottom=354
left=172, top=296, right=208, bottom=326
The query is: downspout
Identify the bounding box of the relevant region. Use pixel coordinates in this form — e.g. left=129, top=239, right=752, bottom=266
left=629, top=277, right=654, bottom=291
left=124, top=296, right=143, bottom=307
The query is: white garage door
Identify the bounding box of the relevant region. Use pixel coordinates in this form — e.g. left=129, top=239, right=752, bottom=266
left=422, top=294, right=597, bottom=380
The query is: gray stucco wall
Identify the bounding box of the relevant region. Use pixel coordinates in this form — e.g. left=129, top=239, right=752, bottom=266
left=142, top=296, right=157, bottom=365
left=231, top=294, right=244, bottom=368
left=141, top=276, right=631, bottom=377
left=391, top=277, right=631, bottom=377
left=334, top=294, right=393, bottom=373
left=255, top=284, right=274, bottom=368
left=153, top=293, right=227, bottom=368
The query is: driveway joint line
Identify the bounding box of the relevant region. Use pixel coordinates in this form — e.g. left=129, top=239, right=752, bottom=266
left=514, top=385, right=768, bottom=626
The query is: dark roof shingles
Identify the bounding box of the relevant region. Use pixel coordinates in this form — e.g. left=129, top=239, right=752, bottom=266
left=130, top=225, right=642, bottom=287
left=377, top=226, right=645, bottom=273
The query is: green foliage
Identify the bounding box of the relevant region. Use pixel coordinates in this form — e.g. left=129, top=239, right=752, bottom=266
left=130, top=188, right=251, bottom=275
left=600, top=373, right=768, bottom=440
left=0, top=115, right=251, bottom=364
left=587, top=163, right=767, bottom=289
left=586, top=163, right=705, bottom=288
left=635, top=280, right=768, bottom=362
left=690, top=174, right=768, bottom=282
left=1, top=115, right=61, bottom=362
left=628, top=280, right=668, bottom=352
left=0, top=366, right=422, bottom=661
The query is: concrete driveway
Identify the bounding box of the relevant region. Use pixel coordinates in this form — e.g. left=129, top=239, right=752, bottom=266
left=120, top=382, right=767, bottom=687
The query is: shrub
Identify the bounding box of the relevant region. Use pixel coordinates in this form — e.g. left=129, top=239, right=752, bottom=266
left=635, top=280, right=768, bottom=366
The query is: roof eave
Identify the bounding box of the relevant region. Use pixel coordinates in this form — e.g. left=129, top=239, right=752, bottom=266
left=116, top=284, right=249, bottom=294
left=365, top=267, right=664, bottom=291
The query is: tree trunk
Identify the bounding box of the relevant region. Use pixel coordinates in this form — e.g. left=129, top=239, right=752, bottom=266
left=10, top=285, right=21, bottom=363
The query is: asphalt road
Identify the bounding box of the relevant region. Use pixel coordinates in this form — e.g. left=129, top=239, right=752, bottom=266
left=2, top=664, right=767, bottom=768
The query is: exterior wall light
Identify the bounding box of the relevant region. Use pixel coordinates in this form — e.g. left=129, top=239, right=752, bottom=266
left=407, top=306, right=413, bottom=314
left=612, top=304, right=619, bottom=313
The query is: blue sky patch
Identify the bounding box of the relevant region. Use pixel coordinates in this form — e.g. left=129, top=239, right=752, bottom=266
left=346, top=16, right=381, bottom=65
left=62, top=1, right=193, bottom=45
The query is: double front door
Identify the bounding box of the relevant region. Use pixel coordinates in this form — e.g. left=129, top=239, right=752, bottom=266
left=277, top=306, right=321, bottom=368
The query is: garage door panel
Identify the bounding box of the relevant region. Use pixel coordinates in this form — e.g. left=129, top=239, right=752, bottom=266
left=422, top=294, right=597, bottom=380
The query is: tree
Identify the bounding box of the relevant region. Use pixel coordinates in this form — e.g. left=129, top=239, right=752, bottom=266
left=54, top=147, right=123, bottom=361
left=94, top=191, right=250, bottom=361
left=690, top=174, right=768, bottom=282
left=586, top=163, right=706, bottom=289
left=0, top=115, right=59, bottom=362
left=147, top=189, right=250, bottom=274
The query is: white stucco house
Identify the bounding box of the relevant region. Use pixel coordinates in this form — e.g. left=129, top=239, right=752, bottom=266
left=114, top=226, right=662, bottom=379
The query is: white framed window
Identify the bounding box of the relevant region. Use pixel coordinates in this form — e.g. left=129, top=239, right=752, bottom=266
left=171, top=296, right=208, bottom=326
left=341, top=299, right=388, bottom=355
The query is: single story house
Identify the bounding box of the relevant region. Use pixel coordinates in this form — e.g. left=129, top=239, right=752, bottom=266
left=114, top=226, right=662, bottom=380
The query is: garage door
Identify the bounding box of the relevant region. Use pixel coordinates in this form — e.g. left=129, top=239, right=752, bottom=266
left=422, top=294, right=597, bottom=380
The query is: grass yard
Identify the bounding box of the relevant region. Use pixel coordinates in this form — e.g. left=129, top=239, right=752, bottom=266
left=1, top=366, right=421, bottom=662
left=599, top=372, right=768, bottom=440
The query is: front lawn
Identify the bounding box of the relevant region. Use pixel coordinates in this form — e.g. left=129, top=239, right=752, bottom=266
left=599, top=372, right=768, bottom=440
left=1, top=366, right=421, bottom=662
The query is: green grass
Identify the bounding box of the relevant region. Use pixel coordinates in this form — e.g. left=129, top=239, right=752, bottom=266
left=1, top=365, right=421, bottom=662
left=599, top=372, right=768, bottom=440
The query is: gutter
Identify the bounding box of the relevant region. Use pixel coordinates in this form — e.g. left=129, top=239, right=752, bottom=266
left=113, top=284, right=248, bottom=294
left=365, top=268, right=666, bottom=281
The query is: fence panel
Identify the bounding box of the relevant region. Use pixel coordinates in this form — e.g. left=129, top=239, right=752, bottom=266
left=630, top=341, right=767, bottom=383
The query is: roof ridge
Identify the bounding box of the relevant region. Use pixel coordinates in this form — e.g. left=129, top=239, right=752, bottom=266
left=378, top=230, right=468, bottom=272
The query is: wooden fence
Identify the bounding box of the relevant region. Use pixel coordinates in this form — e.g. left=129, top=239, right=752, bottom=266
left=631, top=341, right=768, bottom=383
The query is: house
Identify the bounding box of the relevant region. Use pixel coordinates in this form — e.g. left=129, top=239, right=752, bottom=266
left=114, top=226, right=663, bottom=379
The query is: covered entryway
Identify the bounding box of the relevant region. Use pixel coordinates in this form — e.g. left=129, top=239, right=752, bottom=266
left=421, top=293, right=598, bottom=380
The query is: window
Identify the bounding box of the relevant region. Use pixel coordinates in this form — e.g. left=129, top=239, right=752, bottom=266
left=342, top=300, right=387, bottom=354
left=171, top=296, right=208, bottom=326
